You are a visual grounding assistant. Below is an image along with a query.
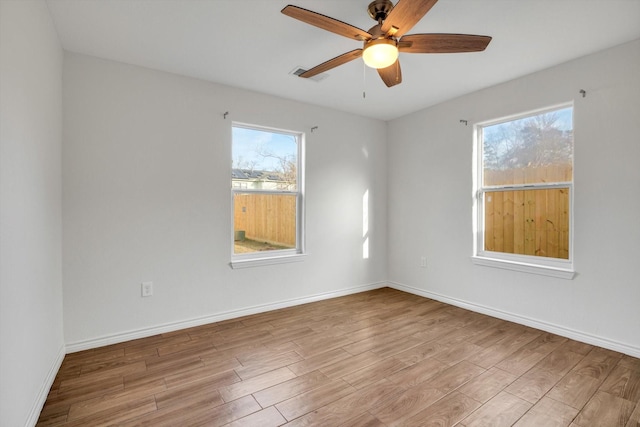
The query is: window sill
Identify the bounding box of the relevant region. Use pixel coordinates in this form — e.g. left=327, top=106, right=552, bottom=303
left=472, top=255, right=576, bottom=280
left=230, top=253, right=306, bottom=269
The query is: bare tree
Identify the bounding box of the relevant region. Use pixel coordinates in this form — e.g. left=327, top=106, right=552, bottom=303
left=255, top=145, right=297, bottom=190
left=484, top=111, right=572, bottom=171
left=232, top=155, right=259, bottom=174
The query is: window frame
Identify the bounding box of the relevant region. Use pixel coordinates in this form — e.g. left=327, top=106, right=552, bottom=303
left=230, top=122, right=305, bottom=269
left=472, top=103, right=575, bottom=279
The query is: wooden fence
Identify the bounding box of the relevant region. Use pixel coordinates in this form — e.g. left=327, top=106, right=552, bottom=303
left=483, top=164, right=571, bottom=259
left=234, top=193, right=297, bottom=247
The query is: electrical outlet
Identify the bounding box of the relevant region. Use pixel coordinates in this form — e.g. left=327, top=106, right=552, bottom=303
left=141, top=281, right=153, bottom=297
left=420, top=256, right=427, bottom=268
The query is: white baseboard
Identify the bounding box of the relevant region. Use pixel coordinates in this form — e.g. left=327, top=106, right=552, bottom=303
left=66, top=282, right=387, bottom=353
left=26, top=344, right=65, bottom=427
left=388, top=281, right=640, bottom=359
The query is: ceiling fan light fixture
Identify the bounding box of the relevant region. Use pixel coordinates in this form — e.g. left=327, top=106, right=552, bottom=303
left=362, top=38, right=398, bottom=69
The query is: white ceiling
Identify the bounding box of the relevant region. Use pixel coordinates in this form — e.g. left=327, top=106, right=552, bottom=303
left=46, top=0, right=640, bottom=121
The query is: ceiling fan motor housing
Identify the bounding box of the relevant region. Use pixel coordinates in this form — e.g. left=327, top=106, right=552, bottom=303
left=367, top=0, right=394, bottom=22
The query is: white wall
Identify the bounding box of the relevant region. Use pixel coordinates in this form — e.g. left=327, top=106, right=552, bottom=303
left=387, top=40, right=640, bottom=356
left=62, top=53, right=388, bottom=348
left=0, top=1, right=65, bottom=426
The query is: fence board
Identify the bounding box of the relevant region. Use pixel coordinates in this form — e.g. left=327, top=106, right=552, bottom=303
left=493, top=191, right=504, bottom=252
left=513, top=190, right=525, bottom=255
left=524, top=190, right=536, bottom=255
left=485, top=193, right=495, bottom=252
left=535, top=189, right=546, bottom=256
left=503, top=191, right=514, bottom=254
left=546, top=189, right=559, bottom=258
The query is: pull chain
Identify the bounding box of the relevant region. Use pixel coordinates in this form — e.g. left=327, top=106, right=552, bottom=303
left=362, top=61, right=366, bottom=99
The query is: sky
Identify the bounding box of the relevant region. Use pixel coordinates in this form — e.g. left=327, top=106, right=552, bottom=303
left=232, top=126, right=298, bottom=172
left=484, top=106, right=573, bottom=137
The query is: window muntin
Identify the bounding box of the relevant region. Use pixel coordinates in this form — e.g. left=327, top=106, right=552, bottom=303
left=231, top=124, right=303, bottom=262
left=475, top=105, right=574, bottom=274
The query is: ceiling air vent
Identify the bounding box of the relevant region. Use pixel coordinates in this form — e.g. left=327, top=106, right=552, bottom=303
left=289, top=67, right=328, bottom=82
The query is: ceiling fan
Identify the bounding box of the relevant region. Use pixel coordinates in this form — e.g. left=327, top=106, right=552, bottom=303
left=282, top=0, right=491, bottom=87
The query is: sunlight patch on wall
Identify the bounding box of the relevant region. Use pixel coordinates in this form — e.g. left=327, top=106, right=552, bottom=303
left=363, top=189, right=369, bottom=259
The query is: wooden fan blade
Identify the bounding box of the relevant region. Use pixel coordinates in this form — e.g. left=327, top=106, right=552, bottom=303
left=377, top=59, right=402, bottom=87
left=381, top=0, right=438, bottom=38
left=399, top=34, right=492, bottom=53
left=300, top=49, right=363, bottom=78
left=282, top=5, right=371, bottom=41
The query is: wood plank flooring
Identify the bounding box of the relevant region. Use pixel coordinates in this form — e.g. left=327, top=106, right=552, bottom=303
left=37, top=288, right=640, bottom=426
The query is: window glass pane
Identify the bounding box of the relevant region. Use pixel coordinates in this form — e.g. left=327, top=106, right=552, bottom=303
left=483, top=107, right=573, bottom=186
left=233, top=193, right=297, bottom=254
left=232, top=127, right=298, bottom=191
left=484, top=188, right=570, bottom=259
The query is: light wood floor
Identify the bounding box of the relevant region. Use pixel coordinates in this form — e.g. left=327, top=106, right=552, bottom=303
left=38, top=288, right=640, bottom=426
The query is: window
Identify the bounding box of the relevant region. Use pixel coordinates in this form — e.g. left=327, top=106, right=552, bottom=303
left=231, top=123, right=304, bottom=268
left=473, top=104, right=575, bottom=278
